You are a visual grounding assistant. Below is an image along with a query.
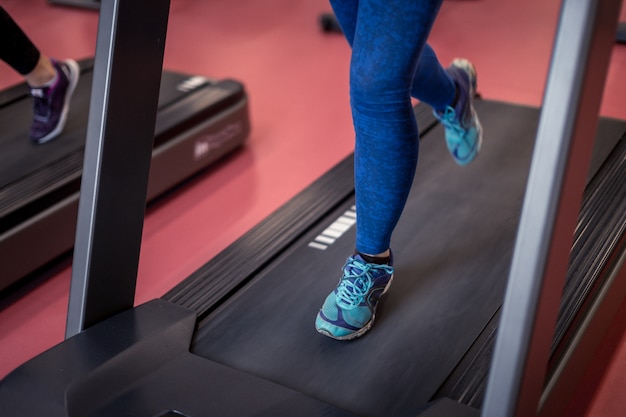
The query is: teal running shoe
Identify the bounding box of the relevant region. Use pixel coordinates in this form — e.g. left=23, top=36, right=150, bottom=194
left=315, top=254, right=394, bottom=340
left=434, top=58, right=483, bottom=166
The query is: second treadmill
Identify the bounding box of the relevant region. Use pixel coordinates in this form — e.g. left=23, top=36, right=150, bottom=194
left=0, top=58, right=250, bottom=293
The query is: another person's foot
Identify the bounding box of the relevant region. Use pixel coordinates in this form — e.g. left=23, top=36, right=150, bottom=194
left=315, top=253, right=394, bottom=340
left=434, top=58, right=483, bottom=166
left=29, top=59, right=80, bottom=144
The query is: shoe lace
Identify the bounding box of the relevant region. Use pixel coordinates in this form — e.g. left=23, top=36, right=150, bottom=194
left=437, top=106, right=472, bottom=151
left=336, top=258, right=393, bottom=309
left=439, top=106, right=465, bottom=134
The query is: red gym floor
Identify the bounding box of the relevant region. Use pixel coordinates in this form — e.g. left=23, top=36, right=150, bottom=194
left=0, top=0, right=625, bottom=415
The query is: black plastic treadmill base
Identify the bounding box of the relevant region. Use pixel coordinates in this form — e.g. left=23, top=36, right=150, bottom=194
left=0, top=299, right=354, bottom=417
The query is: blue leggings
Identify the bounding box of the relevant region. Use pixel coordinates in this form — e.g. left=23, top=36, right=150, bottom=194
left=330, top=0, right=455, bottom=255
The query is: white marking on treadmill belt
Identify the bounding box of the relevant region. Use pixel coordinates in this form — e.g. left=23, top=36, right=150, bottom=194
left=308, top=206, right=357, bottom=250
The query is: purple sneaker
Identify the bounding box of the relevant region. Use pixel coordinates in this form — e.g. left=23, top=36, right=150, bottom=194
left=29, top=59, right=80, bottom=144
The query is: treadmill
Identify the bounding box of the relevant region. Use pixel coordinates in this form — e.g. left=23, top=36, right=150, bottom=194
left=1, top=0, right=624, bottom=416
left=0, top=58, right=250, bottom=292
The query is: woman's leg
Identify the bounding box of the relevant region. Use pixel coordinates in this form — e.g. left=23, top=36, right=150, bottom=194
left=317, top=0, right=483, bottom=340
left=0, top=6, right=41, bottom=76
left=330, top=1, right=455, bottom=114
left=316, top=0, right=478, bottom=340
left=331, top=0, right=449, bottom=255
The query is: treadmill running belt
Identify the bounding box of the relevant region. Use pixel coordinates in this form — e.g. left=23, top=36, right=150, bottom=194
left=188, top=100, right=622, bottom=417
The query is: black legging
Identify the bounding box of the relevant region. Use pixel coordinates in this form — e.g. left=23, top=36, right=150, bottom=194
left=0, top=6, right=40, bottom=75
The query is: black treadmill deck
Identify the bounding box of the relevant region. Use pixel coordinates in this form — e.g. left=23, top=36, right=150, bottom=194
left=178, top=100, right=626, bottom=416
left=189, top=100, right=539, bottom=416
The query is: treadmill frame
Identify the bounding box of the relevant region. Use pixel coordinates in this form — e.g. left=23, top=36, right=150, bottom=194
left=482, top=0, right=623, bottom=416
left=65, top=0, right=171, bottom=334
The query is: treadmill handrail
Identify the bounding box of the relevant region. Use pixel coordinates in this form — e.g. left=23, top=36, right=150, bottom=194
left=481, top=0, right=622, bottom=416
left=66, top=0, right=171, bottom=337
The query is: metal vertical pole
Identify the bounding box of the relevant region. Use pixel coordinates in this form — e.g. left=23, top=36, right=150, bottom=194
left=481, top=0, right=622, bottom=416
left=66, top=0, right=171, bottom=338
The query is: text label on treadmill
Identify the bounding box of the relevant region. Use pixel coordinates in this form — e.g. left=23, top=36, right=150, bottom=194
left=194, top=122, right=243, bottom=160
